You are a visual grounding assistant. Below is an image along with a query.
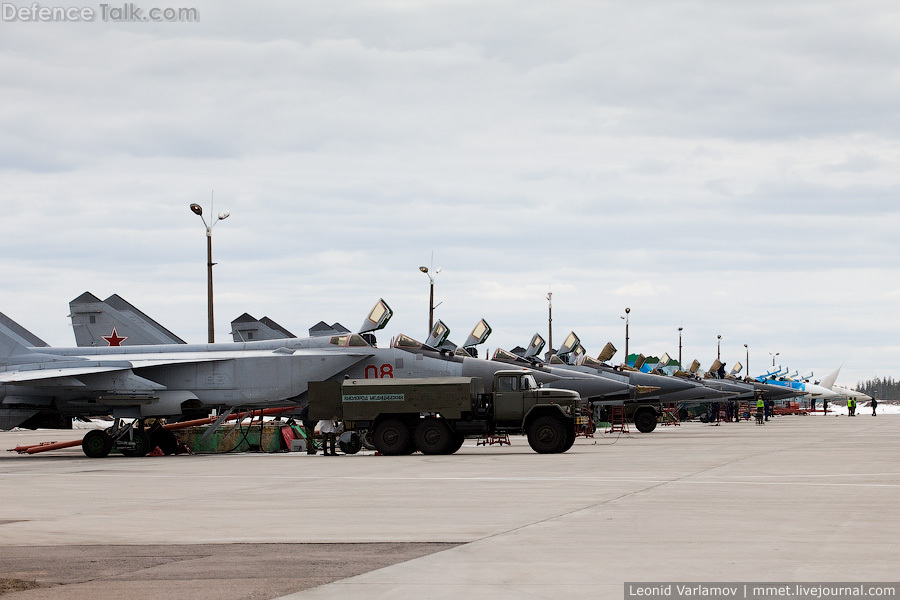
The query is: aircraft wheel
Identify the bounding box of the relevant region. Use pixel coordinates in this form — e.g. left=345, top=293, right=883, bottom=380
left=527, top=415, right=567, bottom=454
left=82, top=430, right=113, bottom=458
left=120, top=431, right=152, bottom=457
left=338, top=431, right=362, bottom=455
left=372, top=418, right=414, bottom=456
left=414, top=419, right=453, bottom=455
left=634, top=410, right=658, bottom=433
left=149, top=429, right=178, bottom=455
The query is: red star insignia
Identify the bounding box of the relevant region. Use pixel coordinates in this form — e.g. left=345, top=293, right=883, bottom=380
left=102, top=327, right=128, bottom=346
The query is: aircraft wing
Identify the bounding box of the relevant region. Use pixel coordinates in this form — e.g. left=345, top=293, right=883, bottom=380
left=0, top=364, right=134, bottom=384
left=0, top=348, right=375, bottom=386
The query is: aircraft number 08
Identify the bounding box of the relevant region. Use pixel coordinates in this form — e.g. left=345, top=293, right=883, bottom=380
left=364, top=364, right=394, bottom=379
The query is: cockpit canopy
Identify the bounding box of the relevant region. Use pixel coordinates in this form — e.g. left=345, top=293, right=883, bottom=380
left=392, top=334, right=424, bottom=350
left=329, top=333, right=372, bottom=347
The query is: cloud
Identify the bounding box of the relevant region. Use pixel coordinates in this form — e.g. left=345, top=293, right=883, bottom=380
left=0, top=1, right=898, bottom=385
left=613, top=282, right=672, bottom=297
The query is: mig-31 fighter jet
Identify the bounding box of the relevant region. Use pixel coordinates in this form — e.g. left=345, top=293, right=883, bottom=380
left=496, top=331, right=737, bottom=432
left=0, top=299, right=398, bottom=456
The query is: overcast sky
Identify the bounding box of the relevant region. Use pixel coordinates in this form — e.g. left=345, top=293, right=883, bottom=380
left=2, top=1, right=898, bottom=387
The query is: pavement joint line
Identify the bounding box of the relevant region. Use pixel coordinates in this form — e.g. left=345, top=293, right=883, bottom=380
left=717, top=472, right=900, bottom=479
left=670, top=480, right=900, bottom=488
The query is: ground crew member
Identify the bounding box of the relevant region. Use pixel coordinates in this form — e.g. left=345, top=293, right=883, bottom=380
left=872, top=397, right=878, bottom=416
left=756, top=393, right=765, bottom=424
left=848, top=398, right=855, bottom=417
left=318, top=417, right=339, bottom=456
left=299, top=404, right=317, bottom=455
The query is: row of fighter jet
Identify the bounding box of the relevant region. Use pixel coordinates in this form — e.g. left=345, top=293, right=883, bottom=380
left=1, top=292, right=857, bottom=444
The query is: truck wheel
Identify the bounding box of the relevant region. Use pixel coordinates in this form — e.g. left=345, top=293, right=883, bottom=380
left=373, top=418, right=414, bottom=456
left=633, top=409, right=658, bottom=433
left=561, top=424, right=576, bottom=452
left=338, top=431, right=362, bottom=455
left=82, top=429, right=113, bottom=458
left=444, top=432, right=465, bottom=455
left=414, top=419, right=453, bottom=455
left=527, top=415, right=567, bottom=454
left=360, top=429, right=376, bottom=451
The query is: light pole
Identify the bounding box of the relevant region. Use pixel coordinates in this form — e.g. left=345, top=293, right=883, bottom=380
left=190, top=202, right=230, bottom=343
left=678, top=327, right=683, bottom=368
left=769, top=351, right=779, bottom=366
left=419, top=265, right=441, bottom=333
left=547, top=291, right=553, bottom=360
left=717, top=334, right=722, bottom=361
left=744, top=344, right=749, bottom=378
left=620, top=307, right=631, bottom=358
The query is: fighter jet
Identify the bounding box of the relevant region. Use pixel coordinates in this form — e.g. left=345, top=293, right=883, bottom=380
left=755, top=365, right=841, bottom=401
left=0, top=300, right=395, bottom=448
left=501, top=332, right=738, bottom=432
left=829, top=384, right=872, bottom=403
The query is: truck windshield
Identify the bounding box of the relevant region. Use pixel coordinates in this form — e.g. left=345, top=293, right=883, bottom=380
left=520, top=374, right=537, bottom=390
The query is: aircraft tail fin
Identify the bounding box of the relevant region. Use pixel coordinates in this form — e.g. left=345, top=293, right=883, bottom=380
left=0, top=311, right=43, bottom=362
left=818, top=365, right=842, bottom=390
left=69, top=292, right=186, bottom=346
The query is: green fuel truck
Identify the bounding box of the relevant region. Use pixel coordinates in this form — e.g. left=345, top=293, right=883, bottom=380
left=308, top=370, right=583, bottom=455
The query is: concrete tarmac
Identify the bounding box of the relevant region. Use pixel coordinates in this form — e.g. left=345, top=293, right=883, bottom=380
left=1, top=415, right=898, bottom=599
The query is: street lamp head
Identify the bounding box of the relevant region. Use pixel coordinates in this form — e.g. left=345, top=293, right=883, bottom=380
left=717, top=334, right=722, bottom=340
left=419, top=266, right=428, bottom=274
left=678, top=327, right=683, bottom=332
left=744, top=344, right=748, bottom=348
left=217, top=210, right=230, bottom=221
left=625, top=307, right=631, bottom=314
left=190, top=203, right=203, bottom=216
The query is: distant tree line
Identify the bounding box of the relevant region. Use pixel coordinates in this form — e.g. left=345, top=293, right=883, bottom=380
left=856, top=377, right=899, bottom=400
